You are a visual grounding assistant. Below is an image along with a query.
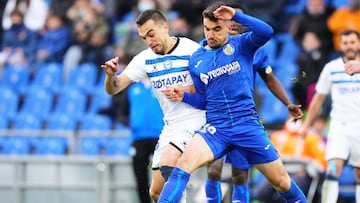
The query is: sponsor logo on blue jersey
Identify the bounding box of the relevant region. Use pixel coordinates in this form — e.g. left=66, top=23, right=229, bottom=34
left=200, top=61, right=241, bottom=84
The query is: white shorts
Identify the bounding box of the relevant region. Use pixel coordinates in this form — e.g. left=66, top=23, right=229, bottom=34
left=152, top=116, right=205, bottom=169
left=325, top=120, right=360, bottom=167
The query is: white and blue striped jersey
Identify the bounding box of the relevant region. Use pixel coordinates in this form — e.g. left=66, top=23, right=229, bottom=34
left=316, top=57, right=360, bottom=125
left=123, top=37, right=205, bottom=123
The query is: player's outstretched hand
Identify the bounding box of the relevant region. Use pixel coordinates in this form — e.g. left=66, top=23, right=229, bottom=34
left=101, top=56, right=119, bottom=76
left=161, top=86, right=184, bottom=102
left=213, top=5, right=235, bottom=21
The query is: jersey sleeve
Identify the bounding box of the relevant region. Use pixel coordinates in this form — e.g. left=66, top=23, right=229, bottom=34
left=254, top=47, right=270, bottom=72
left=231, top=11, right=274, bottom=49
left=315, top=63, right=332, bottom=95
left=122, top=52, right=148, bottom=82
left=182, top=92, right=206, bottom=110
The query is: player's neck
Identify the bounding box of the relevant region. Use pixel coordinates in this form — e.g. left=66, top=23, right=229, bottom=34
left=343, top=54, right=360, bottom=63
left=165, top=37, right=179, bottom=54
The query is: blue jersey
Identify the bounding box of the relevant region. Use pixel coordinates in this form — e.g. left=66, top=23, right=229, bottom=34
left=189, top=12, right=273, bottom=129
left=253, top=47, right=269, bottom=73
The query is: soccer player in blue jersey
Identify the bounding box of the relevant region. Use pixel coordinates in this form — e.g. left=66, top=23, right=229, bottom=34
left=203, top=4, right=303, bottom=203
left=158, top=2, right=307, bottom=203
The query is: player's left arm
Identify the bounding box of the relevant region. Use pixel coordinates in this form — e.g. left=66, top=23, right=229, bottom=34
left=259, top=68, right=303, bottom=120
left=162, top=85, right=206, bottom=110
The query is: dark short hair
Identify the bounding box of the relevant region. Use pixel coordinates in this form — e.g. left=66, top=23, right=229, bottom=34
left=202, top=1, right=225, bottom=22
left=136, top=9, right=167, bottom=26
left=341, top=30, right=360, bottom=40
left=10, top=9, right=23, bottom=18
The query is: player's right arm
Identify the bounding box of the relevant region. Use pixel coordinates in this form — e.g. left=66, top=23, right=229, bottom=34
left=102, top=56, right=133, bottom=95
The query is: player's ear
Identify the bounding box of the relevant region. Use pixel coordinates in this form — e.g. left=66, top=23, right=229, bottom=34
left=162, top=22, right=169, bottom=33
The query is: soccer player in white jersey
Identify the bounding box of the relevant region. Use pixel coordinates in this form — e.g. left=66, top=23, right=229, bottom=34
left=101, top=9, right=205, bottom=202
left=299, top=30, right=360, bottom=203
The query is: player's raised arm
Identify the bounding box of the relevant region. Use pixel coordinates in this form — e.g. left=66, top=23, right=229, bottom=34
left=101, top=56, right=132, bottom=95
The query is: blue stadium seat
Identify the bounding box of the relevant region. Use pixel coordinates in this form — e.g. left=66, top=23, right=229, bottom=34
left=18, top=87, right=54, bottom=120
left=0, top=117, right=8, bottom=150
left=79, top=115, right=112, bottom=156
left=0, top=116, right=8, bottom=129
left=0, top=85, right=19, bottom=121
left=87, top=87, right=111, bottom=114
left=53, top=87, right=87, bottom=120
left=81, top=137, right=104, bottom=156
left=284, top=0, right=306, bottom=15
left=80, top=115, right=112, bottom=130
left=1, top=65, right=30, bottom=94
left=2, top=136, right=32, bottom=155
left=34, top=137, right=68, bottom=156
left=104, top=137, right=131, bottom=157
left=275, top=33, right=300, bottom=63
left=34, top=113, right=76, bottom=156
left=31, top=62, right=62, bottom=94
left=66, top=63, right=98, bottom=93
left=12, top=112, right=43, bottom=130
left=4, top=113, right=42, bottom=155
left=326, top=0, right=349, bottom=8
left=259, top=93, right=289, bottom=127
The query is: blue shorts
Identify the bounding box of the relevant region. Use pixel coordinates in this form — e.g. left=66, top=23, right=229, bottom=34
left=196, top=119, right=279, bottom=166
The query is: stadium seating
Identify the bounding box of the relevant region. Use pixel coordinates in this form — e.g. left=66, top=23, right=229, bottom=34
left=104, top=136, right=132, bottom=157
left=65, top=62, right=98, bottom=93
left=18, top=87, right=54, bottom=121
left=1, top=64, right=30, bottom=94
left=284, top=0, right=306, bottom=15
left=0, top=85, right=19, bottom=121
left=3, top=113, right=42, bottom=155
left=79, top=115, right=112, bottom=156
left=30, top=62, right=63, bottom=94
left=87, top=86, right=111, bottom=115
left=33, top=113, right=76, bottom=156
left=53, top=87, right=87, bottom=121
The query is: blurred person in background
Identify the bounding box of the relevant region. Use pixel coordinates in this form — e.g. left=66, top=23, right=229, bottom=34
left=292, top=31, right=331, bottom=113
left=169, top=16, right=192, bottom=39
left=0, top=9, right=37, bottom=70
left=299, top=30, right=360, bottom=203
left=327, top=0, right=360, bottom=57
left=66, top=0, right=104, bottom=23
left=34, top=13, right=70, bottom=70
left=0, top=0, right=8, bottom=41
left=252, top=118, right=326, bottom=203
left=113, top=0, right=160, bottom=60
left=2, top=0, right=49, bottom=31
left=293, top=0, right=335, bottom=53
left=62, top=0, right=109, bottom=82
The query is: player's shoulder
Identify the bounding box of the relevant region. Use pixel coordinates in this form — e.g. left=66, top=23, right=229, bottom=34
left=178, top=37, right=199, bottom=46
left=177, top=37, right=200, bottom=52
left=323, top=57, right=344, bottom=70
left=135, top=47, right=154, bottom=58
